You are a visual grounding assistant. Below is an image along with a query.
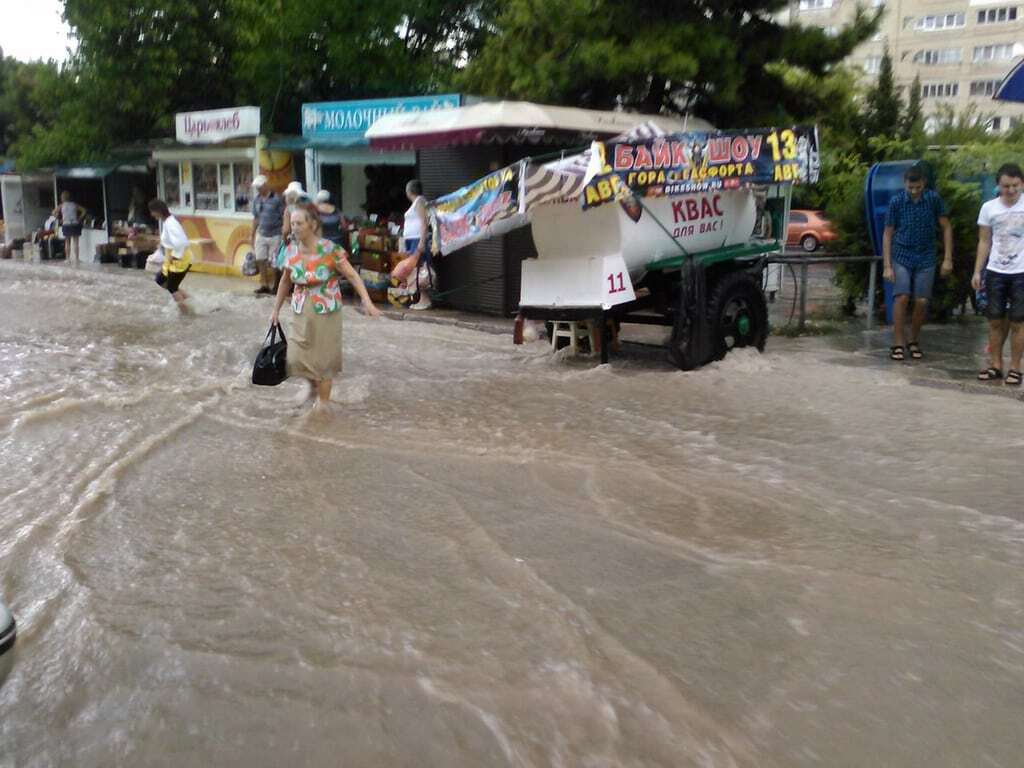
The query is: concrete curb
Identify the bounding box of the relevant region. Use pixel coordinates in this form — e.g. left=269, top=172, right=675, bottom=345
left=909, top=376, right=1024, bottom=401
left=377, top=307, right=514, bottom=336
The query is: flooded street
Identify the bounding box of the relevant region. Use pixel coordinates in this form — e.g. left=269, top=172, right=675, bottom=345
left=1, top=260, right=1022, bottom=767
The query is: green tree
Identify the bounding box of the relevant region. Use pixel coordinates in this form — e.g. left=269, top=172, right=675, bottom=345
left=8, top=0, right=499, bottom=167
left=861, top=48, right=901, bottom=148
left=231, top=0, right=497, bottom=134
left=901, top=73, right=924, bottom=144
left=458, top=0, right=880, bottom=126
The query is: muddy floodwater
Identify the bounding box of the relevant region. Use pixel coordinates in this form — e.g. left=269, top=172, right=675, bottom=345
left=1, top=261, right=1021, bottom=767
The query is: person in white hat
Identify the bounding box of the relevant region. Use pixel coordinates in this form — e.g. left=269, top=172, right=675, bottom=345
left=315, top=189, right=344, bottom=245
left=250, top=174, right=284, bottom=295
left=276, top=181, right=311, bottom=290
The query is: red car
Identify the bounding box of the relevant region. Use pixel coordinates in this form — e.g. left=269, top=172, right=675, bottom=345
left=786, top=209, right=836, bottom=252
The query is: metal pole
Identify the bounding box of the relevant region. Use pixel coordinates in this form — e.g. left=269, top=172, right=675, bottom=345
left=866, top=258, right=877, bottom=330
left=798, top=258, right=808, bottom=331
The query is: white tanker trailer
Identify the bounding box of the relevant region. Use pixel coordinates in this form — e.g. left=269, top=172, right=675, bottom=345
left=426, top=123, right=819, bottom=369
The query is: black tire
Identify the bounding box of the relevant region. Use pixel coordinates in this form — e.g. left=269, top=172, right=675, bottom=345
left=801, top=234, right=818, bottom=253
left=706, top=272, right=768, bottom=362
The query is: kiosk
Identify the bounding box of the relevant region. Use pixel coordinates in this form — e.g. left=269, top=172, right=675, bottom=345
left=152, top=106, right=297, bottom=275
left=1, top=172, right=55, bottom=245
left=301, top=95, right=461, bottom=220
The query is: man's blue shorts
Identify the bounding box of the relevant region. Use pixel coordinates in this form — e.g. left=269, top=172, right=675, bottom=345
left=984, top=270, right=1024, bottom=321
left=892, top=262, right=935, bottom=300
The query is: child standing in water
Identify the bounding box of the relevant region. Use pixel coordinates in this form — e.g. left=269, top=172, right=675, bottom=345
left=148, top=199, right=193, bottom=315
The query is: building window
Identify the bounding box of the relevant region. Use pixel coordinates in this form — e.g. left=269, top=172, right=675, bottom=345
left=161, top=164, right=181, bottom=208
left=970, top=79, right=1003, bottom=96
left=915, top=13, right=965, bottom=31
left=989, top=117, right=1003, bottom=131
left=973, top=43, right=1015, bottom=62
left=913, top=48, right=962, bottom=65
left=864, top=55, right=883, bottom=73
left=799, top=0, right=833, bottom=9
left=921, top=82, right=959, bottom=98
left=977, top=7, right=1018, bottom=25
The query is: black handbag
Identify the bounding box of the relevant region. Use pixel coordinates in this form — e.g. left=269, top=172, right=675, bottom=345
left=252, top=323, right=288, bottom=386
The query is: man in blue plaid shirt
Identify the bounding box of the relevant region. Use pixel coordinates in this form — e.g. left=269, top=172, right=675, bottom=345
left=882, top=166, right=953, bottom=361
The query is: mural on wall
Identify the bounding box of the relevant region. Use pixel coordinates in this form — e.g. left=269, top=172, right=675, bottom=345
left=181, top=151, right=295, bottom=274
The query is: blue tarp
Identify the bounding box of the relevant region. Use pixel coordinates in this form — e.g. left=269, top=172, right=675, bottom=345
left=994, top=59, right=1024, bottom=102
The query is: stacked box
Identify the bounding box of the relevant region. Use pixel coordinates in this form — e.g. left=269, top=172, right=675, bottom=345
left=359, top=269, right=389, bottom=303
left=359, top=251, right=386, bottom=274
left=355, top=228, right=397, bottom=303
left=96, top=243, right=120, bottom=263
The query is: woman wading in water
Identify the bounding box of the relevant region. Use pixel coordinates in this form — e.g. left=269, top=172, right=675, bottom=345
left=270, top=203, right=380, bottom=407
left=149, top=199, right=192, bottom=314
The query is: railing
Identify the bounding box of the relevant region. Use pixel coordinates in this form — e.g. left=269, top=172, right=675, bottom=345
left=766, top=254, right=883, bottom=331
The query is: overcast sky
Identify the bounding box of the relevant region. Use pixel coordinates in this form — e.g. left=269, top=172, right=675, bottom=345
left=0, top=0, right=75, bottom=64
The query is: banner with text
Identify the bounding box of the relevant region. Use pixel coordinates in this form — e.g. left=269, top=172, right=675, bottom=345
left=581, top=126, right=820, bottom=210
left=429, top=161, right=527, bottom=255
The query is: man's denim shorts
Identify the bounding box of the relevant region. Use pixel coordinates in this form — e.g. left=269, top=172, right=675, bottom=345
left=984, top=270, right=1024, bottom=321
left=892, top=262, right=935, bottom=300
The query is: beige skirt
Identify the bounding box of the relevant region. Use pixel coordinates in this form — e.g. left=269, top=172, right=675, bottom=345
left=287, top=300, right=343, bottom=381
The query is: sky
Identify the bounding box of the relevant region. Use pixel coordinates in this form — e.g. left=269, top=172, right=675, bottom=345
left=0, top=0, right=75, bottom=64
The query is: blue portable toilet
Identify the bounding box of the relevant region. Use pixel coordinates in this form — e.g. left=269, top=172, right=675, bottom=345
left=864, top=160, right=930, bottom=324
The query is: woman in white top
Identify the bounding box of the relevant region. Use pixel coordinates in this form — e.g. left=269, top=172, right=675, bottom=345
left=53, top=191, right=86, bottom=264
left=400, top=179, right=432, bottom=310
left=148, top=199, right=193, bottom=314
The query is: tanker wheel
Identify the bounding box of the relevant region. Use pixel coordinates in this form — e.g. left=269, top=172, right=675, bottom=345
left=706, top=272, right=768, bottom=362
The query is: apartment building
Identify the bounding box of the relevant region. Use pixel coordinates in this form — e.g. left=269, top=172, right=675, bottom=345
left=784, top=0, right=1024, bottom=131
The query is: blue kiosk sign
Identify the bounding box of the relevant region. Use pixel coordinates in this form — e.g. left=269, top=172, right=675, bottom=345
left=302, top=94, right=462, bottom=146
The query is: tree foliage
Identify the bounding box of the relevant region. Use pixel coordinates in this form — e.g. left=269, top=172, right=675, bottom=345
left=458, top=0, right=881, bottom=125
left=861, top=49, right=900, bottom=141
left=5, top=0, right=497, bottom=168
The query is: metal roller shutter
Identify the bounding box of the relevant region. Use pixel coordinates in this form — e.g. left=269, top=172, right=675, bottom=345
left=419, top=146, right=540, bottom=316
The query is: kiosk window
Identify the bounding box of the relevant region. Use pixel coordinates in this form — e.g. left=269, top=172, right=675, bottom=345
left=219, top=164, right=233, bottom=210
left=162, top=164, right=181, bottom=208
left=233, top=164, right=253, bottom=212
left=194, top=163, right=219, bottom=211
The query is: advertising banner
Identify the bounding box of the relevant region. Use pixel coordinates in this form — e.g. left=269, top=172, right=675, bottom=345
left=175, top=107, right=261, bottom=144
left=581, top=125, right=819, bottom=210
left=429, top=160, right=527, bottom=255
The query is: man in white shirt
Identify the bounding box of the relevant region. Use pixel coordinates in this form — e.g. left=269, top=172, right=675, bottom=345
left=973, top=163, right=1024, bottom=384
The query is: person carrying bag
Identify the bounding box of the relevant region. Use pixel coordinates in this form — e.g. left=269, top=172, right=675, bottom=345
left=252, top=322, right=288, bottom=386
